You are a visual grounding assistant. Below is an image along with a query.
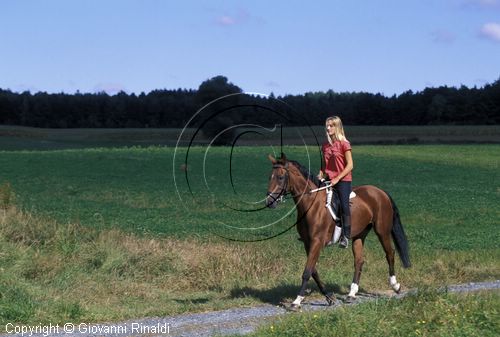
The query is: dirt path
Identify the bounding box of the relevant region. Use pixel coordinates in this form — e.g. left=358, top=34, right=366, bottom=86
left=3, top=280, right=499, bottom=337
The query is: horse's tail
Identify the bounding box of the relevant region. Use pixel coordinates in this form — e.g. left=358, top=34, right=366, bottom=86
left=387, top=193, right=411, bottom=268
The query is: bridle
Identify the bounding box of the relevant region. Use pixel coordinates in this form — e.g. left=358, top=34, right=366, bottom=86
left=266, top=161, right=314, bottom=205
left=266, top=162, right=290, bottom=205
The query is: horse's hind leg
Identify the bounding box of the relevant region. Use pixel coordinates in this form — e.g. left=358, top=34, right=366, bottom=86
left=347, top=237, right=365, bottom=299
left=312, top=268, right=335, bottom=305
left=377, top=232, right=401, bottom=293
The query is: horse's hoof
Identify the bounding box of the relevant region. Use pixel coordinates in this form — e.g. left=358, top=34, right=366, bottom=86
left=392, top=283, right=401, bottom=294
left=325, top=294, right=336, bottom=306
left=345, top=295, right=356, bottom=303
left=286, top=304, right=302, bottom=312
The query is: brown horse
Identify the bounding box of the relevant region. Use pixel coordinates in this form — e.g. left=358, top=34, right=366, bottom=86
left=265, top=154, right=411, bottom=308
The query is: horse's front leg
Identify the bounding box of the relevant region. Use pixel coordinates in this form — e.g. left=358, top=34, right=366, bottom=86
left=298, top=228, right=334, bottom=305
left=291, top=238, right=323, bottom=309
left=347, top=237, right=364, bottom=301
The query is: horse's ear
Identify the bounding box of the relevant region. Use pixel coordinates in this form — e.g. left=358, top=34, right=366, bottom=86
left=268, top=154, right=277, bottom=164
left=280, top=152, right=287, bottom=162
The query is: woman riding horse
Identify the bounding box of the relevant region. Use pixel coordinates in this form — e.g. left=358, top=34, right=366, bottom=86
left=265, top=153, right=410, bottom=308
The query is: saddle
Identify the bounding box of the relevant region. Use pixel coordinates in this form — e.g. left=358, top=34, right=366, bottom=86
left=326, top=187, right=356, bottom=222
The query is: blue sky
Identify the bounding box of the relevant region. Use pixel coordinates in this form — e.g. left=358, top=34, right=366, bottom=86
left=1, top=0, right=499, bottom=96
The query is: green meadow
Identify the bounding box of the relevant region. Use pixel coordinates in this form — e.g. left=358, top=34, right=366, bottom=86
left=1, top=144, right=498, bottom=247
left=0, top=144, right=499, bottom=330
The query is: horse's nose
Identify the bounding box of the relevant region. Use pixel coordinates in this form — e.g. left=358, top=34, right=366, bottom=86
left=265, top=194, right=277, bottom=208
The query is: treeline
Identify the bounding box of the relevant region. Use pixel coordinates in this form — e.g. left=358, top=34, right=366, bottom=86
left=0, top=75, right=499, bottom=128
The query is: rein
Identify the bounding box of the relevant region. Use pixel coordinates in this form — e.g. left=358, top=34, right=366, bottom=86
left=308, top=182, right=332, bottom=194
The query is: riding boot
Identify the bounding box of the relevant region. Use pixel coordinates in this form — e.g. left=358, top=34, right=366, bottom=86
left=339, top=215, right=351, bottom=249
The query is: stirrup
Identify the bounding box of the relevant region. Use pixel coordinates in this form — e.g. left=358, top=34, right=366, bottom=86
left=339, top=236, right=349, bottom=249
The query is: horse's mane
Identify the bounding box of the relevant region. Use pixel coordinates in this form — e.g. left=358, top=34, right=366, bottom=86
left=288, top=160, right=320, bottom=187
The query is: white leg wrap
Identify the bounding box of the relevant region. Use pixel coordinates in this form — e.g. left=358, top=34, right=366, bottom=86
left=348, top=283, right=359, bottom=297
left=292, top=295, right=304, bottom=306
left=389, top=275, right=401, bottom=292
left=326, top=204, right=339, bottom=221
left=332, top=225, right=342, bottom=243
left=326, top=188, right=339, bottom=221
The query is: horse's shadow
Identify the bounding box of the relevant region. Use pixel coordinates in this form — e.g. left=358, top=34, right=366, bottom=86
left=229, top=283, right=344, bottom=305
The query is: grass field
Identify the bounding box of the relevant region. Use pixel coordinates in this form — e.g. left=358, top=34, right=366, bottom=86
left=1, top=144, right=498, bottom=246
left=0, top=143, right=499, bottom=331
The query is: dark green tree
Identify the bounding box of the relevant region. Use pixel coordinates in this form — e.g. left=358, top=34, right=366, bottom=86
left=196, top=76, right=243, bottom=145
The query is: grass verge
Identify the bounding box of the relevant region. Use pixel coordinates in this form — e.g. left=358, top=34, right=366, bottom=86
left=1, top=204, right=498, bottom=329
left=241, top=290, right=500, bottom=337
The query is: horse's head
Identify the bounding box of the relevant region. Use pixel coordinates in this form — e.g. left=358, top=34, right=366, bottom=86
left=265, top=153, right=290, bottom=209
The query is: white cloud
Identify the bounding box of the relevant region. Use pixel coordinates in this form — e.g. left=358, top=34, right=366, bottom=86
left=479, top=22, right=500, bottom=42
left=214, top=8, right=264, bottom=27
left=216, top=15, right=237, bottom=26
left=477, top=0, right=500, bottom=7
left=431, top=29, right=456, bottom=44
left=462, top=0, right=500, bottom=10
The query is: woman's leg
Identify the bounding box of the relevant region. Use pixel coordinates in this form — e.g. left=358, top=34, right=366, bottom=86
left=336, top=181, right=352, bottom=248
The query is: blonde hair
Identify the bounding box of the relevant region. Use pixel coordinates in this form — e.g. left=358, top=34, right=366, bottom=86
left=325, top=116, right=347, bottom=144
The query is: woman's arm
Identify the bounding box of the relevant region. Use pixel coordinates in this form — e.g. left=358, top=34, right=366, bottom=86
left=331, top=150, right=353, bottom=185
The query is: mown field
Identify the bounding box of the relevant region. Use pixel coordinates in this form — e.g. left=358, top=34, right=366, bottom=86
left=0, top=141, right=499, bottom=334
left=1, top=124, right=499, bottom=150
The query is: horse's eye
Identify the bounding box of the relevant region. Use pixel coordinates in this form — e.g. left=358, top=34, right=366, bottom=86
left=278, top=175, right=285, bottom=181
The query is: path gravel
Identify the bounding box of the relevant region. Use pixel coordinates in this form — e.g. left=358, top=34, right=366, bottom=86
left=3, top=280, right=499, bottom=337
